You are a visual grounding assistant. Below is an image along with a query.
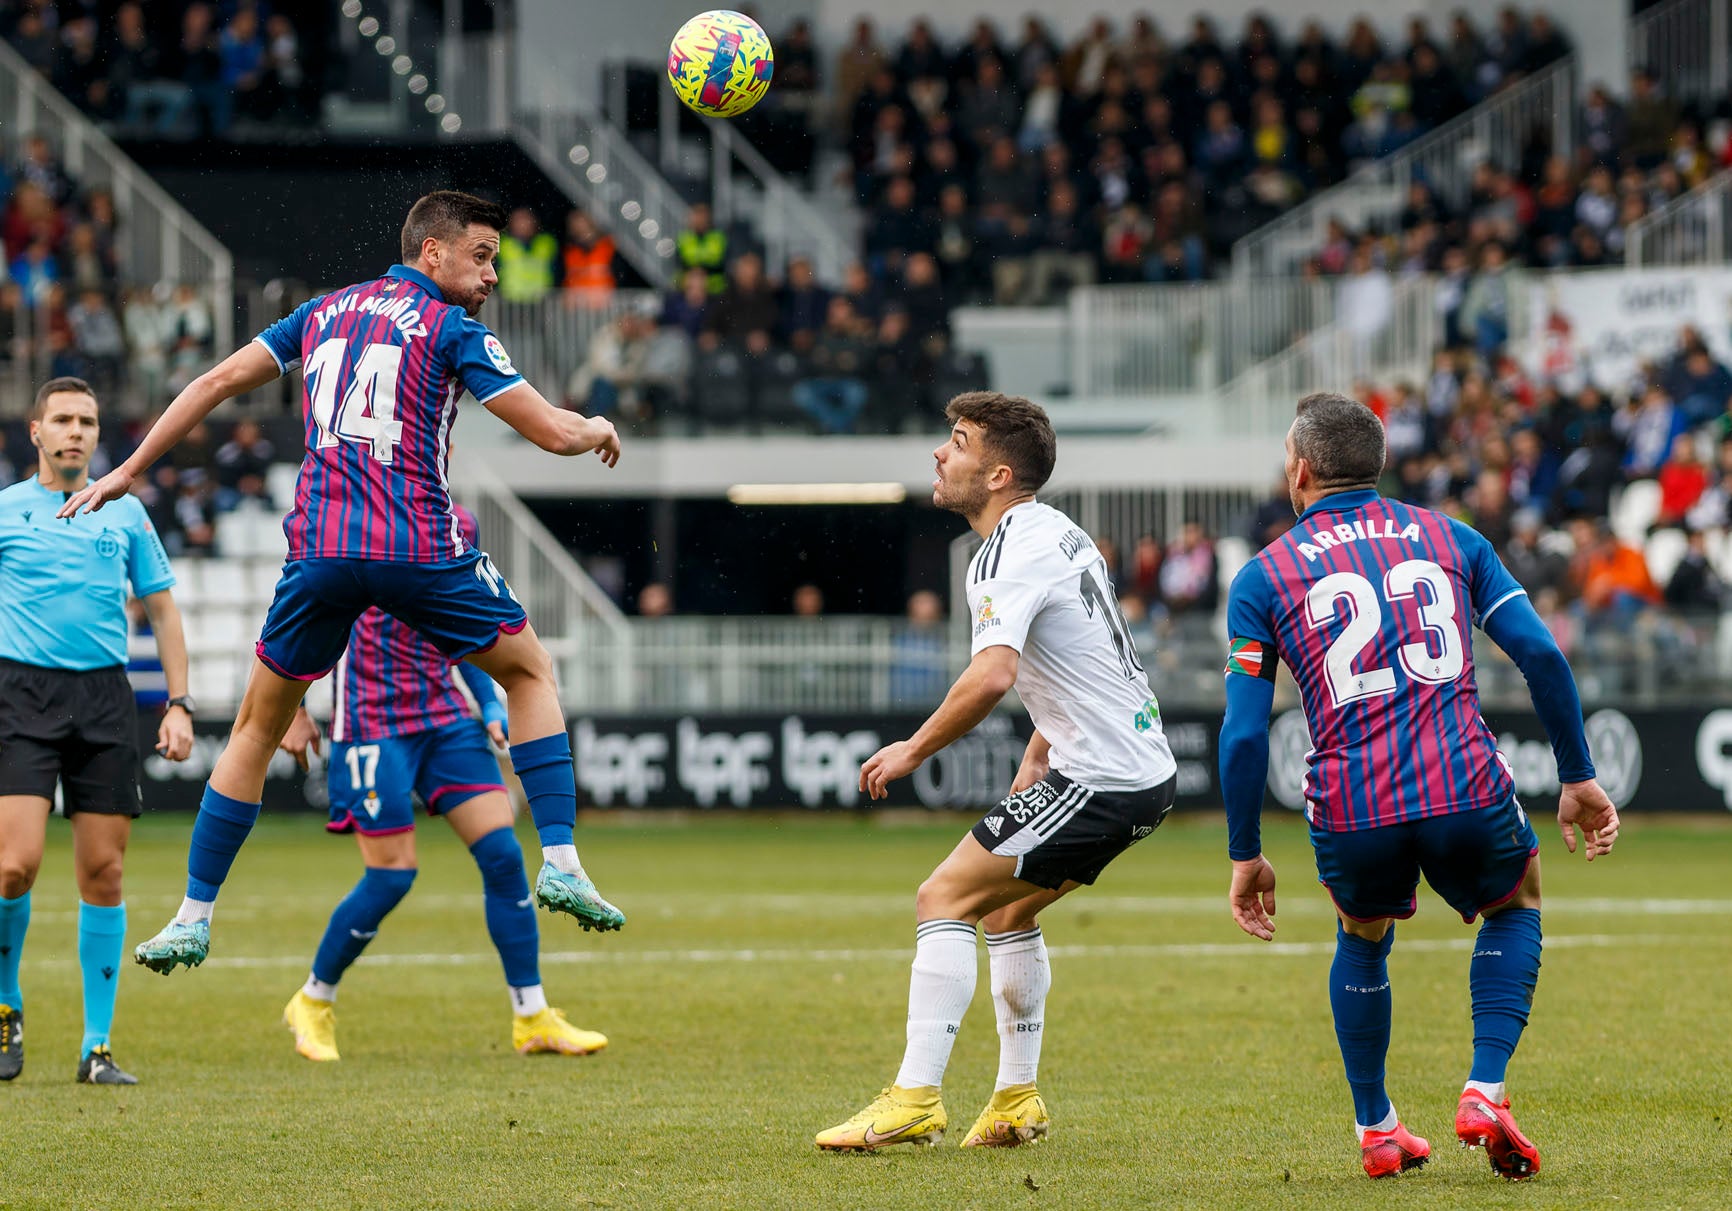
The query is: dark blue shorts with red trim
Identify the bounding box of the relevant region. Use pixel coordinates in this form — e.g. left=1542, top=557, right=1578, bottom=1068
left=1310, top=796, right=1539, bottom=924
left=327, top=717, right=506, bottom=836
left=256, top=554, right=528, bottom=682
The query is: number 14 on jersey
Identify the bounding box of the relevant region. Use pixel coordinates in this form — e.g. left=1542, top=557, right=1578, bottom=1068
left=305, top=337, right=404, bottom=464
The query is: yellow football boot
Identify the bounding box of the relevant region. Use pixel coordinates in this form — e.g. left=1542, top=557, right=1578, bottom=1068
left=815, top=1085, right=947, bottom=1151
left=961, top=1084, right=1050, bottom=1147
left=282, top=991, right=339, bottom=1062
left=513, top=1007, right=608, bottom=1055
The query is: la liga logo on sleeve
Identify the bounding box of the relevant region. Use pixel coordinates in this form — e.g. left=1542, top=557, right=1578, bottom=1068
left=483, top=334, right=515, bottom=375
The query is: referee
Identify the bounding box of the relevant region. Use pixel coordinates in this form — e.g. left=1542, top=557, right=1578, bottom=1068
left=0, top=377, right=194, bottom=1086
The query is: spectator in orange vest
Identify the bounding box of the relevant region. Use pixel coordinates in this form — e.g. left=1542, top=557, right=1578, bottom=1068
left=1569, top=517, right=1660, bottom=616
left=561, top=211, right=618, bottom=310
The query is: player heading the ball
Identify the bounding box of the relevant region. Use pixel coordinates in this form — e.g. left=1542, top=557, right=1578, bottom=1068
left=1218, top=392, right=1619, bottom=1181
left=60, top=191, right=628, bottom=976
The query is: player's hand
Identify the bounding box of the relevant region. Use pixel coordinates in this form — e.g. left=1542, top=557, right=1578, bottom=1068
left=860, top=740, right=922, bottom=801
left=486, top=720, right=507, bottom=748
left=1557, top=779, right=1619, bottom=861
left=1010, top=751, right=1049, bottom=795
left=57, top=467, right=133, bottom=517
left=156, top=705, right=194, bottom=762
left=587, top=417, right=621, bottom=467
left=279, top=707, right=322, bottom=772
left=1229, top=855, right=1278, bottom=941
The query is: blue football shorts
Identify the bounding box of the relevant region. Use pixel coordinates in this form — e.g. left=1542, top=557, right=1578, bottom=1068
left=1310, top=796, right=1540, bottom=924
left=256, top=553, right=528, bottom=681
left=327, top=717, right=507, bottom=836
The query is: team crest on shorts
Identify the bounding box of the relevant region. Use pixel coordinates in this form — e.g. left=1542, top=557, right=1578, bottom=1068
left=483, top=334, right=514, bottom=375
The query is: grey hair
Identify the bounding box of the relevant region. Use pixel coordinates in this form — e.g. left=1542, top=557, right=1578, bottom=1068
left=1292, top=392, right=1387, bottom=487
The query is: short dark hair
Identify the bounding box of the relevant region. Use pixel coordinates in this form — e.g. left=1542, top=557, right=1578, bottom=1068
left=946, top=391, right=1058, bottom=493
left=32, top=376, right=96, bottom=419
left=1292, top=391, right=1386, bottom=487
left=400, top=191, right=508, bottom=262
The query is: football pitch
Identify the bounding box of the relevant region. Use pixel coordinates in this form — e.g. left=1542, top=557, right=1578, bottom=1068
left=3, top=810, right=1728, bottom=1211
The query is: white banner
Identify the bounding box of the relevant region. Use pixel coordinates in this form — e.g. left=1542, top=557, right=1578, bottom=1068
left=1527, top=268, right=1732, bottom=393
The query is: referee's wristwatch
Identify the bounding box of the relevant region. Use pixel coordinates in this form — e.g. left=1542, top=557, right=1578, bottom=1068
left=166, top=695, right=197, bottom=718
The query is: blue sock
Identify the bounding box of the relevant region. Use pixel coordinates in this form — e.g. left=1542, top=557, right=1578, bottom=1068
left=1469, top=908, right=1543, bottom=1085
left=1330, top=924, right=1395, bottom=1128
left=186, top=786, right=262, bottom=902
left=509, top=733, right=577, bottom=849
left=470, top=827, right=541, bottom=996
left=0, top=892, right=29, bottom=1010
left=78, top=902, right=126, bottom=1057
left=310, top=867, right=417, bottom=987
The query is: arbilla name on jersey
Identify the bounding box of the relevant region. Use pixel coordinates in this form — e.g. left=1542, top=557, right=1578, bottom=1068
left=1296, top=518, right=1423, bottom=562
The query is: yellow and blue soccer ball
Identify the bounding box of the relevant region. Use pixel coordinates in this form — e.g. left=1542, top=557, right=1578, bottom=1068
left=667, top=10, right=774, bottom=119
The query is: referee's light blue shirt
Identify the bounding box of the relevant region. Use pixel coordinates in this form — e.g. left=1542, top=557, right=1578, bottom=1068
left=0, top=477, right=176, bottom=671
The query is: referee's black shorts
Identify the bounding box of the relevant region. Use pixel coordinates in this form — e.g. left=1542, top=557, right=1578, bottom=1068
left=0, top=658, right=142, bottom=817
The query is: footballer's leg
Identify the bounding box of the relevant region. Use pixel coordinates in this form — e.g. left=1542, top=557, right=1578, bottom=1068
left=466, top=625, right=623, bottom=932
left=443, top=790, right=606, bottom=1057
left=1457, top=846, right=1545, bottom=1179
left=1334, top=912, right=1428, bottom=1176
left=70, top=811, right=135, bottom=1084
left=816, top=833, right=1046, bottom=1152
left=964, top=889, right=1070, bottom=1148
left=286, top=824, right=418, bottom=1063
left=0, top=795, right=50, bottom=1080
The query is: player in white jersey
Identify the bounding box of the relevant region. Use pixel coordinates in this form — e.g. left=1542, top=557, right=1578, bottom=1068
left=815, top=392, right=1178, bottom=1152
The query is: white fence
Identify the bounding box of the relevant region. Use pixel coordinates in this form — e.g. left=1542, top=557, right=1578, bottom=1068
left=0, top=40, right=232, bottom=347
left=1233, top=58, right=1575, bottom=278
left=1630, top=0, right=1731, bottom=107
left=1625, top=172, right=1732, bottom=267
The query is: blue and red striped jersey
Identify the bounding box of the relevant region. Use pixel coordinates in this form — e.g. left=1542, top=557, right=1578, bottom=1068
left=329, top=505, right=490, bottom=743
left=254, top=264, right=523, bottom=564
left=1226, top=490, right=1527, bottom=832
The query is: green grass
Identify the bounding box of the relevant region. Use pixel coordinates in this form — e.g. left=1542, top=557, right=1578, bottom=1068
left=2, top=810, right=1728, bottom=1210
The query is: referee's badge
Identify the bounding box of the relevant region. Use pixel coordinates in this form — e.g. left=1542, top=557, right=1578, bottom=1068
left=95, top=531, right=120, bottom=559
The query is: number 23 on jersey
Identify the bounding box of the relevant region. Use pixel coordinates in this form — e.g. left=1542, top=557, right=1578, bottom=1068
left=1306, top=558, right=1464, bottom=709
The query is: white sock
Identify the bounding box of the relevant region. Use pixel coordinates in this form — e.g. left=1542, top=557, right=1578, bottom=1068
left=510, top=984, right=548, bottom=1015
left=893, top=919, right=978, bottom=1090
left=986, top=926, right=1050, bottom=1089
left=1464, top=1079, right=1506, bottom=1104
left=541, top=844, right=585, bottom=877
left=1356, top=1103, right=1399, bottom=1140
left=175, top=897, right=214, bottom=924
left=302, top=974, right=337, bottom=1003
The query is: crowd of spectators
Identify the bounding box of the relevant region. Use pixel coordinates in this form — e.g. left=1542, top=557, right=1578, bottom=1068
left=1301, top=67, right=1722, bottom=294
left=4, top=1, right=315, bottom=139
left=0, top=130, right=215, bottom=412
left=804, top=7, right=1570, bottom=305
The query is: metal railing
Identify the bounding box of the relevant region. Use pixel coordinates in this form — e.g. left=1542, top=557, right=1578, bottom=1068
left=481, top=290, right=658, bottom=404
left=709, top=120, right=854, bottom=283
left=1626, top=171, right=1732, bottom=266
left=1215, top=275, right=1440, bottom=437
left=1233, top=58, right=1576, bottom=278
left=0, top=41, right=232, bottom=350
left=448, top=455, right=635, bottom=709
left=1069, top=279, right=1340, bottom=396
left=1630, top=0, right=1731, bottom=107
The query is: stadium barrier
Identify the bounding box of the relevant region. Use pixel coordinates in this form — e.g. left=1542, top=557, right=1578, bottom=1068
left=137, top=706, right=1732, bottom=816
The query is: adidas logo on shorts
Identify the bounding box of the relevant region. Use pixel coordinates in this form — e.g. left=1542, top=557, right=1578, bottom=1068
left=984, top=816, right=1004, bottom=837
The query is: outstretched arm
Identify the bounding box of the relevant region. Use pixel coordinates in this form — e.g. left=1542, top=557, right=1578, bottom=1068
left=60, top=343, right=282, bottom=516
left=859, top=645, right=1019, bottom=800
left=1481, top=590, right=1619, bottom=859
left=483, top=382, right=621, bottom=463
left=1220, top=670, right=1278, bottom=939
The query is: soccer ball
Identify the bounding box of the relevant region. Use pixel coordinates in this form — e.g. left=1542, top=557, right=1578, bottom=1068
left=667, top=10, right=774, bottom=119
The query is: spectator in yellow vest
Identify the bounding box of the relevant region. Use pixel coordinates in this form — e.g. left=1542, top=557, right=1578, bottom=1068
left=496, top=207, right=558, bottom=303
left=676, top=202, right=729, bottom=294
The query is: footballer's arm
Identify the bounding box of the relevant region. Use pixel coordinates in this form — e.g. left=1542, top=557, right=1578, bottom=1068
left=1219, top=667, right=1279, bottom=940
left=860, top=645, right=1019, bottom=800
left=484, top=381, right=621, bottom=464
left=61, top=343, right=282, bottom=516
